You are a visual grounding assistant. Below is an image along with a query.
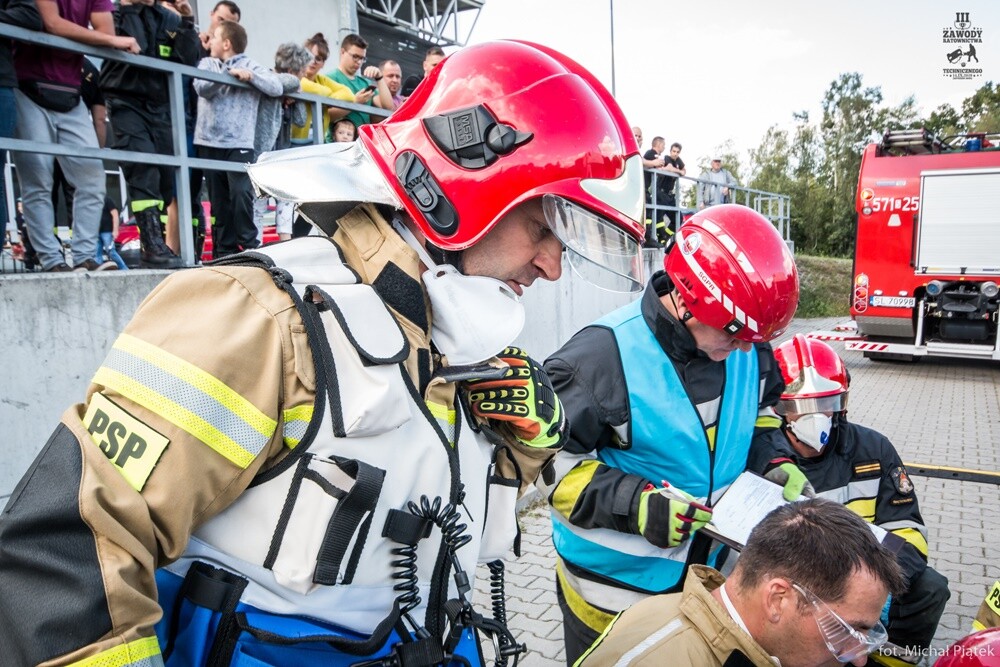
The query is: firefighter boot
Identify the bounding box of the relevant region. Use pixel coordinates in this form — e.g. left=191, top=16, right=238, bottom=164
left=136, top=208, right=183, bottom=269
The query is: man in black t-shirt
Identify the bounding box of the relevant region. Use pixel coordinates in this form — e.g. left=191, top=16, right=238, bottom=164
left=644, top=140, right=685, bottom=245
left=657, top=142, right=686, bottom=241
left=641, top=136, right=666, bottom=247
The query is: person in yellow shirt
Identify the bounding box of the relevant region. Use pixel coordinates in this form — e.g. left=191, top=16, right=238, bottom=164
left=292, top=32, right=352, bottom=144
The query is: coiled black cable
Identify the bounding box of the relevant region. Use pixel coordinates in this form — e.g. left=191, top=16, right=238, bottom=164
left=486, top=561, right=508, bottom=628
left=389, top=542, right=421, bottom=618
left=486, top=560, right=518, bottom=667
left=409, top=496, right=472, bottom=554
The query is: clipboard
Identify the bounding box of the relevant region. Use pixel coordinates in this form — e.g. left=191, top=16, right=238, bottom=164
left=699, top=470, right=804, bottom=551
left=699, top=470, right=889, bottom=551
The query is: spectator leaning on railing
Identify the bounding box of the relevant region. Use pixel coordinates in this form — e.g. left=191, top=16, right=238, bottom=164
left=194, top=19, right=281, bottom=258
left=1, top=0, right=42, bottom=241
left=166, top=0, right=239, bottom=258
left=11, top=0, right=139, bottom=272
left=99, top=0, right=200, bottom=269
left=328, top=32, right=392, bottom=128
left=291, top=32, right=351, bottom=145
left=253, top=41, right=309, bottom=241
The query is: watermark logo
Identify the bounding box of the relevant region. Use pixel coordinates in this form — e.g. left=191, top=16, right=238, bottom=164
left=942, top=11, right=983, bottom=80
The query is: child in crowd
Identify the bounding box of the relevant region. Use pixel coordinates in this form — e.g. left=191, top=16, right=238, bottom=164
left=331, top=117, right=357, bottom=143
left=253, top=42, right=310, bottom=241
left=193, top=20, right=281, bottom=258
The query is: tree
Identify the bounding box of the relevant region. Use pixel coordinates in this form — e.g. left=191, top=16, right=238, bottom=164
left=923, top=103, right=962, bottom=138
left=813, top=73, right=916, bottom=256
left=960, top=81, right=1000, bottom=133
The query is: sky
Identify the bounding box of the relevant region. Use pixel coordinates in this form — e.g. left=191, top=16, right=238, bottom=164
left=460, top=0, right=1000, bottom=177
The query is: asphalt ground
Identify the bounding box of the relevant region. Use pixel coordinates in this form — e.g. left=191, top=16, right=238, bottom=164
left=473, top=316, right=1000, bottom=667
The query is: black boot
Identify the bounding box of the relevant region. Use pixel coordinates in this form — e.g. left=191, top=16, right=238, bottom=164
left=136, top=208, right=183, bottom=269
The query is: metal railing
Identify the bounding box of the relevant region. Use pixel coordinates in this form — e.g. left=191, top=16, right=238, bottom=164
left=645, top=170, right=793, bottom=249
left=0, top=21, right=390, bottom=267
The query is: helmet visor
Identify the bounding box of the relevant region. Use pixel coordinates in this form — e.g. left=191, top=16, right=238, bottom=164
left=777, top=392, right=849, bottom=416
left=542, top=194, right=644, bottom=293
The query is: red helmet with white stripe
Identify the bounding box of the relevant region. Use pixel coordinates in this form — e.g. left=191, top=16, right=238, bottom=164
left=359, top=40, right=647, bottom=292
left=664, top=204, right=798, bottom=342
left=773, top=335, right=849, bottom=415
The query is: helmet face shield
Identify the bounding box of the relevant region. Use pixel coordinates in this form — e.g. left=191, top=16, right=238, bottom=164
left=542, top=194, right=644, bottom=293
left=777, top=392, right=849, bottom=416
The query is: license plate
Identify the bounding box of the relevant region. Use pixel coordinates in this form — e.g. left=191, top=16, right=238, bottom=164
left=870, top=296, right=915, bottom=308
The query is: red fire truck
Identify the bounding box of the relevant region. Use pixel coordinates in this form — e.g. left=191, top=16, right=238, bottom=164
left=816, top=128, right=1000, bottom=361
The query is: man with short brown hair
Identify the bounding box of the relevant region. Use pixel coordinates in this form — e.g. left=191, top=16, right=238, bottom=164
left=579, top=499, right=907, bottom=667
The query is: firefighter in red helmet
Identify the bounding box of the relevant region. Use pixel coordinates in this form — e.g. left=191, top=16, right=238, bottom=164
left=540, top=204, right=808, bottom=663
left=0, top=41, right=646, bottom=666
left=759, top=335, right=951, bottom=667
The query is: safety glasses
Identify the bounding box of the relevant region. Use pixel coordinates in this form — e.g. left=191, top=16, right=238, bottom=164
left=792, top=582, right=888, bottom=663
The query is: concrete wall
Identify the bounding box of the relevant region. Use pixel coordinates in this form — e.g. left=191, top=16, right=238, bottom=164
left=0, top=271, right=170, bottom=500
left=0, top=251, right=662, bottom=500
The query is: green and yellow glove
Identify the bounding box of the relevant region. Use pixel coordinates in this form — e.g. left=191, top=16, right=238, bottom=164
left=464, top=347, right=566, bottom=448
left=763, top=458, right=817, bottom=501
left=637, top=482, right=713, bottom=549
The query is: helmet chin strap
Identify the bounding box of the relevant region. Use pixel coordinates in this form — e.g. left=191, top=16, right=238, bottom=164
left=669, top=290, right=694, bottom=323
left=392, top=216, right=465, bottom=274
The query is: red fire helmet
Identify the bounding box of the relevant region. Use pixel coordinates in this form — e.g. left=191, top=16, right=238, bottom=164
left=933, top=628, right=1000, bottom=667
left=664, top=204, right=799, bottom=342
left=358, top=40, right=647, bottom=292
left=773, top=334, right=849, bottom=415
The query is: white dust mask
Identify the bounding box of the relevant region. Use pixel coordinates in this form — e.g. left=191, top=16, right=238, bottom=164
left=393, top=219, right=526, bottom=366
left=789, top=413, right=833, bottom=452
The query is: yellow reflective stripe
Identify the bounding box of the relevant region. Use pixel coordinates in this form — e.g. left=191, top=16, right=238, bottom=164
left=94, top=333, right=276, bottom=468
left=552, top=459, right=600, bottom=518
left=576, top=610, right=623, bottom=667
left=706, top=425, right=717, bottom=451
left=892, top=526, right=928, bottom=557
left=282, top=404, right=313, bottom=449
left=425, top=401, right=454, bottom=424
left=855, top=463, right=880, bottom=474
left=557, top=560, right=616, bottom=634
left=68, top=636, right=161, bottom=667
left=756, top=415, right=782, bottom=429
left=973, top=619, right=987, bottom=631
left=426, top=401, right=456, bottom=446
left=130, top=199, right=161, bottom=212
left=116, top=334, right=274, bottom=438
left=845, top=498, right=876, bottom=521
left=94, top=367, right=255, bottom=469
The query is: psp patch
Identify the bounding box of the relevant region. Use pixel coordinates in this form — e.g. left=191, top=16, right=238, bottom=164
left=890, top=465, right=914, bottom=495
left=84, top=393, right=169, bottom=492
